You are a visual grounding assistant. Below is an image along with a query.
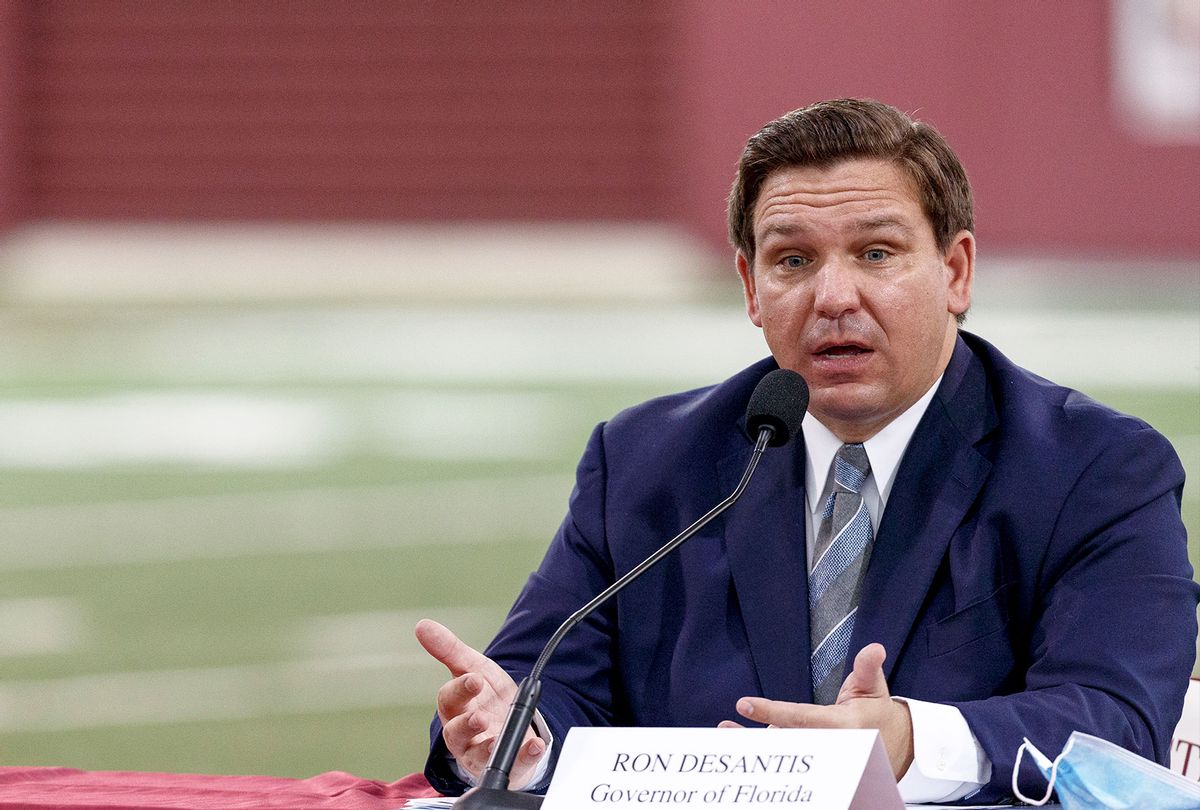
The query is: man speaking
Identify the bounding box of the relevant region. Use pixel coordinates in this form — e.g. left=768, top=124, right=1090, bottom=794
left=415, top=98, right=1199, bottom=803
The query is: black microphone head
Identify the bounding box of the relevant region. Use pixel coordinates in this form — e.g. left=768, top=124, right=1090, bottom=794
left=746, top=369, right=809, bottom=447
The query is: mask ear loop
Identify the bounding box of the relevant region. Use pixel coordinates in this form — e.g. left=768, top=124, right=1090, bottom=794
left=1012, top=737, right=1059, bottom=806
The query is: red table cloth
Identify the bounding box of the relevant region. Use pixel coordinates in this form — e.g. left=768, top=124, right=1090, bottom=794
left=0, top=767, right=440, bottom=810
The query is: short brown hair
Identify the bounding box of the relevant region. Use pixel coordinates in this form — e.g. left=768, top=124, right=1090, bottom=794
left=727, top=98, right=974, bottom=259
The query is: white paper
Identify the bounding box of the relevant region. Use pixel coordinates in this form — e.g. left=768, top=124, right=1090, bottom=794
left=543, top=727, right=902, bottom=809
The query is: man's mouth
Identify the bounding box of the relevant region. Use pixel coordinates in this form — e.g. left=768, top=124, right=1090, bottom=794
left=816, top=344, right=871, bottom=357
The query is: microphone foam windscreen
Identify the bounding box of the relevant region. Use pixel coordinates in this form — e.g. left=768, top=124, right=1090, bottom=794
left=745, top=369, right=809, bottom=447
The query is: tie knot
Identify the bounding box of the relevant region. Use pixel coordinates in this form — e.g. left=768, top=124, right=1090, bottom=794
left=834, top=443, right=869, bottom=494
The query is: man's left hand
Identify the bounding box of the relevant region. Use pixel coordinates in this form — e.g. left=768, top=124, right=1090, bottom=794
left=718, top=643, right=914, bottom=779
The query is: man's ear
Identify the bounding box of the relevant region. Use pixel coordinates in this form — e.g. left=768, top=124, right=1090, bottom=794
left=943, top=230, right=974, bottom=317
left=736, top=251, right=764, bottom=327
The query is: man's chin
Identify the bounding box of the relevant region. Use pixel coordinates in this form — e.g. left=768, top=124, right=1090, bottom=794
left=806, top=386, right=883, bottom=431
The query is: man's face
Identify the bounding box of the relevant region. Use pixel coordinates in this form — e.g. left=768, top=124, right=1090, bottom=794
left=736, top=158, right=974, bottom=443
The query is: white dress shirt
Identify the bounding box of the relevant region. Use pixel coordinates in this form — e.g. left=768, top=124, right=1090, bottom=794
left=802, top=376, right=991, bottom=803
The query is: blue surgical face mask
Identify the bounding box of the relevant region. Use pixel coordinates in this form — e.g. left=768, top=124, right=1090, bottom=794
left=1013, top=731, right=1200, bottom=809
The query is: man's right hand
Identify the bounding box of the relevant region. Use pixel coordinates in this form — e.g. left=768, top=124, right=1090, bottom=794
left=415, top=618, right=547, bottom=789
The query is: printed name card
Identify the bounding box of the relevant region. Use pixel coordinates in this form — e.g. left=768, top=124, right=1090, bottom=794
left=542, top=727, right=902, bottom=809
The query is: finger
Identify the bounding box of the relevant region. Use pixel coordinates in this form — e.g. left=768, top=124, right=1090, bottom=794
left=516, top=735, right=547, bottom=767
left=736, top=696, right=842, bottom=729
left=436, top=676, right=518, bottom=754
left=502, top=734, right=547, bottom=791
left=415, top=619, right=490, bottom=677
left=435, top=673, right=487, bottom=719
left=441, top=710, right=494, bottom=759
left=836, top=643, right=889, bottom=703
left=717, top=720, right=745, bottom=729
left=416, top=620, right=518, bottom=700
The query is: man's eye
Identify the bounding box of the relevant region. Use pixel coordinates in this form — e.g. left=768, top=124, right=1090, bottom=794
left=863, top=248, right=890, bottom=262
left=782, top=256, right=807, bottom=268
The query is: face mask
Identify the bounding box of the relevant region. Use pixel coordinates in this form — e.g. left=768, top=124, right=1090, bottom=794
left=1012, top=732, right=1200, bottom=809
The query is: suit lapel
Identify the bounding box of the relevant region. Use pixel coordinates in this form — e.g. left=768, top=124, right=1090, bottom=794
left=851, top=337, right=997, bottom=680
left=720, top=433, right=812, bottom=703
left=717, top=338, right=997, bottom=697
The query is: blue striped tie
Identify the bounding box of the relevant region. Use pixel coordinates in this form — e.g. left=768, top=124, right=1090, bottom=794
left=809, top=443, right=873, bottom=704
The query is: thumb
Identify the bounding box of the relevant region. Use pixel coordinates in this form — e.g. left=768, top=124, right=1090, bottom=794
left=837, top=642, right=889, bottom=702
left=415, top=619, right=488, bottom=677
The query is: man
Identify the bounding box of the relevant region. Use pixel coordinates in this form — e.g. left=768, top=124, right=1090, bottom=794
left=416, top=99, right=1199, bottom=803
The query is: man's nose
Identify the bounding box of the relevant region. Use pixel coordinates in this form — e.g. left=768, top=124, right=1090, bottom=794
left=812, top=259, right=861, bottom=319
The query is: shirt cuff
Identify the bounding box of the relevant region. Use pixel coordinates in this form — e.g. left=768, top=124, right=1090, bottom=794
left=450, top=709, right=555, bottom=791
left=893, top=697, right=991, bottom=803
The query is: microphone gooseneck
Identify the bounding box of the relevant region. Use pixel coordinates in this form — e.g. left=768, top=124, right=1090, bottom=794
left=459, top=369, right=809, bottom=809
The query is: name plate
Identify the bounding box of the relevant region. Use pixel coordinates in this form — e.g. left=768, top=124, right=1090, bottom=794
left=542, top=727, right=902, bottom=809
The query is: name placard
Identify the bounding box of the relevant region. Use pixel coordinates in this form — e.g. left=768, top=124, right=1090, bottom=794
left=542, top=727, right=902, bottom=809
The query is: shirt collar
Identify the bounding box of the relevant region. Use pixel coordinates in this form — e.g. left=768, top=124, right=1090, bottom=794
left=803, top=374, right=943, bottom=515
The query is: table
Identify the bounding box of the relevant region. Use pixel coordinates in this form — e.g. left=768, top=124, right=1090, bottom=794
left=0, top=768, right=1068, bottom=808
left=0, top=767, right=439, bottom=809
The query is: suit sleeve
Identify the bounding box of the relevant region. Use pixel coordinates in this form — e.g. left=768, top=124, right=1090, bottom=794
left=951, top=425, right=1199, bottom=803
left=424, top=423, right=619, bottom=795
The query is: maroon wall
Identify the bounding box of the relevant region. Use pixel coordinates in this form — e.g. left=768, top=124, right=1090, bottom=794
left=0, top=2, right=26, bottom=232
left=7, top=1, right=1199, bottom=256
left=25, top=1, right=673, bottom=221
left=666, top=0, right=1200, bottom=257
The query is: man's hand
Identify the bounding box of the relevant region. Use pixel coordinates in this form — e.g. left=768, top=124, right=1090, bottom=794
left=718, top=643, right=914, bottom=778
left=415, top=619, right=546, bottom=789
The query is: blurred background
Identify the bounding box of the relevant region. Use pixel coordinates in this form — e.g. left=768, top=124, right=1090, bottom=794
left=0, top=0, right=1196, bottom=781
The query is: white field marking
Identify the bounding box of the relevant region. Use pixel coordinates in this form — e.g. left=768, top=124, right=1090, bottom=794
left=0, top=223, right=713, bottom=304
left=365, top=390, right=563, bottom=461
left=0, top=474, right=572, bottom=572
left=965, top=309, right=1200, bottom=391
left=0, top=305, right=1193, bottom=389
left=0, top=606, right=508, bottom=731
left=0, top=394, right=341, bottom=469
left=0, top=651, right=451, bottom=732
left=0, top=598, right=85, bottom=657
left=0, top=390, right=562, bottom=469
left=48, top=307, right=766, bottom=387
left=296, top=607, right=503, bottom=660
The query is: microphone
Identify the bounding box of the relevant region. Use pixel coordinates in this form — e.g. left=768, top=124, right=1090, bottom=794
left=746, top=367, right=808, bottom=446
left=457, top=369, right=809, bottom=809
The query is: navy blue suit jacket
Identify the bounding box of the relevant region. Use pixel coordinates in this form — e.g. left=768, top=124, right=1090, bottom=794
left=426, top=332, right=1198, bottom=801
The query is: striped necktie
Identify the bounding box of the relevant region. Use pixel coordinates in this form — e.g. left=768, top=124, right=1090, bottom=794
left=809, top=442, right=874, bottom=704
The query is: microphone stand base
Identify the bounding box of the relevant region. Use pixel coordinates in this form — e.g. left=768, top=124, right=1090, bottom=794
left=455, top=786, right=544, bottom=809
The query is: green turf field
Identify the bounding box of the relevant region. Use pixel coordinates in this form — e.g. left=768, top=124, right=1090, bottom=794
left=0, top=299, right=1195, bottom=781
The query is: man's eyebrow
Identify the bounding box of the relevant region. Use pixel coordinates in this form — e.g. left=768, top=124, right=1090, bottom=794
left=853, top=217, right=915, bottom=234
left=757, top=222, right=806, bottom=242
